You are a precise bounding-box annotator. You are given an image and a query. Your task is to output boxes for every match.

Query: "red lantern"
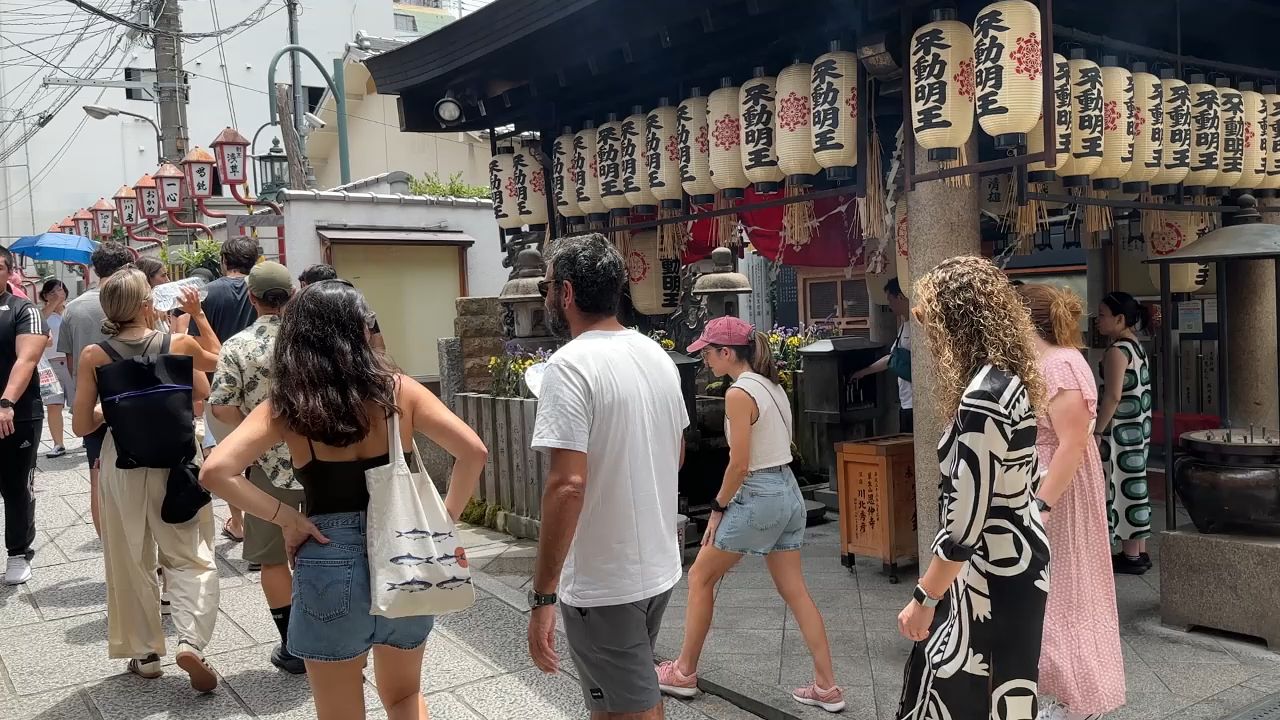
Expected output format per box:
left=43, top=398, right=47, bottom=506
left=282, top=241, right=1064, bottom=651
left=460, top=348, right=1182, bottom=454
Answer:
left=134, top=174, right=161, bottom=220
left=57, top=216, right=74, bottom=234
left=113, top=185, right=139, bottom=227
left=154, top=163, right=185, bottom=212
left=91, top=198, right=115, bottom=238
left=182, top=146, right=217, bottom=199
left=211, top=127, right=250, bottom=186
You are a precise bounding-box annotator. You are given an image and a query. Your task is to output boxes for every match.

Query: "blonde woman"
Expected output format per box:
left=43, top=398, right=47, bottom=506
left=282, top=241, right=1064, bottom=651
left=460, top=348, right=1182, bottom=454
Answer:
left=896, top=256, right=1050, bottom=720
left=1017, top=284, right=1124, bottom=720
left=71, top=268, right=222, bottom=692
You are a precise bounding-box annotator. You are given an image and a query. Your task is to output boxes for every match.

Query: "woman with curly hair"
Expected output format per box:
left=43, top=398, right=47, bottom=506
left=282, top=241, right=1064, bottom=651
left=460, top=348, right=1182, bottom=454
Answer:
left=896, top=256, right=1051, bottom=720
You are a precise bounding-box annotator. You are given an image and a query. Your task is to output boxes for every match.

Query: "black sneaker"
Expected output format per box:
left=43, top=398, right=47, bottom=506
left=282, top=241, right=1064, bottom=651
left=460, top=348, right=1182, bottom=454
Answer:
left=1139, top=552, right=1153, bottom=569
left=1112, top=552, right=1149, bottom=575
left=271, top=644, right=306, bottom=675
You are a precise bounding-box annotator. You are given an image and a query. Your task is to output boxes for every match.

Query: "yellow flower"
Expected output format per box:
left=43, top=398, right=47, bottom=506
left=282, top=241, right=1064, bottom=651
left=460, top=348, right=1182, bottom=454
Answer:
left=661, top=338, right=675, bottom=350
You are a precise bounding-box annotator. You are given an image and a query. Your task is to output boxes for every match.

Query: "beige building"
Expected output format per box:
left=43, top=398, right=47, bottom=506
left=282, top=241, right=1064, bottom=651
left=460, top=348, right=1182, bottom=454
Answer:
left=308, top=36, right=490, bottom=191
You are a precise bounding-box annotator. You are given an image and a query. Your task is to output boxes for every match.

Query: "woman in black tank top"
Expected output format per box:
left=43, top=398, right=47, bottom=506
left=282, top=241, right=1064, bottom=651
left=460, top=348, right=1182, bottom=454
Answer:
left=200, top=279, right=486, bottom=720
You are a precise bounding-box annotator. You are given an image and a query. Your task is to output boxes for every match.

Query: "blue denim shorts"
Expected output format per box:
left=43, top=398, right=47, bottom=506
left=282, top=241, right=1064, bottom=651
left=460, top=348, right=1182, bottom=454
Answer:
left=713, top=465, right=806, bottom=556
left=288, top=512, right=435, bottom=662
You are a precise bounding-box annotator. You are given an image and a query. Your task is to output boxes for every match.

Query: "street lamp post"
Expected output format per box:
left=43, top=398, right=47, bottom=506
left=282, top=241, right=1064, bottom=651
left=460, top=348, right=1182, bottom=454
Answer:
left=83, top=105, right=165, bottom=162
left=264, top=47, right=351, bottom=185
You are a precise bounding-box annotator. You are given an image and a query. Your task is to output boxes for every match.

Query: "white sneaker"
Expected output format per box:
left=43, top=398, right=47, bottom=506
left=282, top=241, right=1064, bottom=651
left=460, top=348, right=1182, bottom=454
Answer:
left=5, top=556, right=31, bottom=585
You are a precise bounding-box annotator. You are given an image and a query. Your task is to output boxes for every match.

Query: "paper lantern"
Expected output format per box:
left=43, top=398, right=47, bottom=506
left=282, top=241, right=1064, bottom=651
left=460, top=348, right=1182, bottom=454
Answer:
left=113, top=185, right=139, bottom=227
left=181, top=146, right=216, bottom=199
left=552, top=127, right=582, bottom=220
left=626, top=230, right=681, bottom=315
left=909, top=9, right=975, bottom=163
left=211, top=127, right=250, bottom=186
left=72, top=209, right=93, bottom=239
left=1262, top=85, right=1280, bottom=195
left=1147, top=212, right=1209, bottom=293
left=1237, top=82, right=1268, bottom=190
left=1151, top=70, right=1192, bottom=195
left=1184, top=75, right=1221, bottom=193
left=1120, top=63, right=1163, bottom=193
left=678, top=90, right=717, bottom=203
left=646, top=101, right=683, bottom=208
left=91, top=198, right=115, bottom=239
left=512, top=142, right=548, bottom=229
left=1057, top=50, right=1103, bottom=187
left=488, top=146, right=522, bottom=232
left=1027, top=53, right=1071, bottom=182
left=972, top=0, right=1043, bottom=148
left=1215, top=79, right=1245, bottom=192
left=134, top=174, right=161, bottom=220
left=597, top=113, right=629, bottom=215
left=622, top=106, right=658, bottom=213
left=811, top=41, right=859, bottom=179
left=154, top=163, right=185, bottom=213
left=776, top=61, right=822, bottom=182
left=574, top=122, right=608, bottom=220
left=708, top=77, right=749, bottom=198
left=1090, top=57, right=1133, bottom=190
left=740, top=68, right=785, bottom=193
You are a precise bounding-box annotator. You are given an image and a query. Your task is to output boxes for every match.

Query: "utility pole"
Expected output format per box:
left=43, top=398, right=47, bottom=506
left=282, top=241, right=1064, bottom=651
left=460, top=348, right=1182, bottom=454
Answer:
left=275, top=85, right=308, bottom=191
left=286, top=0, right=305, bottom=145
left=152, top=0, right=191, bottom=246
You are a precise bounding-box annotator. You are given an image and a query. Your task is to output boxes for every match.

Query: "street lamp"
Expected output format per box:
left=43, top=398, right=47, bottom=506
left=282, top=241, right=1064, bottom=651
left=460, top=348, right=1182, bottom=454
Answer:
left=254, top=138, right=289, bottom=202
left=83, top=104, right=165, bottom=162
left=90, top=198, right=115, bottom=239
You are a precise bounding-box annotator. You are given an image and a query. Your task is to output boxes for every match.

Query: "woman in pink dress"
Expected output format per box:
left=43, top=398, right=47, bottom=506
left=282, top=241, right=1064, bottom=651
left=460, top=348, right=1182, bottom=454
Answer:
left=1017, top=285, right=1125, bottom=720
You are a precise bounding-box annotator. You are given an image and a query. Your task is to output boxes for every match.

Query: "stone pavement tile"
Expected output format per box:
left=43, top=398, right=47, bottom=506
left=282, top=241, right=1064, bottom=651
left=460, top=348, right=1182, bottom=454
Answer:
left=59, top=492, right=93, bottom=525
left=425, top=692, right=484, bottom=720
left=0, top=687, right=94, bottom=720
left=666, top=696, right=721, bottom=719
left=1220, top=638, right=1280, bottom=669
left=699, top=628, right=783, bottom=656
left=456, top=525, right=513, bottom=551
left=794, top=604, right=865, bottom=635
left=1103, top=692, right=1193, bottom=720
left=681, top=693, right=766, bottom=720
left=215, top=556, right=249, bottom=590
left=1243, top=670, right=1280, bottom=693
left=0, top=613, right=119, bottom=694
left=31, top=471, right=89, bottom=498
left=83, top=672, right=253, bottom=719
left=780, top=654, right=873, bottom=688
left=46, top=523, right=101, bottom=563
left=1145, top=661, right=1267, bottom=700
left=864, top=630, right=913, bottom=669
left=664, top=604, right=786, bottom=631
left=34, top=495, right=84, bottom=530
left=24, top=559, right=107, bottom=620
left=785, top=683, right=878, bottom=720
left=30, top=530, right=70, bottom=569
left=417, top=630, right=503, bottom=694
left=159, top=611, right=258, bottom=665
left=853, top=584, right=914, bottom=610
left=859, top=607, right=902, bottom=636
left=707, top=589, right=792, bottom=608
left=783, top=625, right=867, bottom=657
left=0, top=584, right=41, bottom=630
left=215, top=645, right=381, bottom=719
left=698, top=653, right=783, bottom=686
left=1160, top=685, right=1270, bottom=720
left=214, top=585, right=278, bottom=645
left=1123, top=628, right=1240, bottom=665
left=479, top=554, right=534, bottom=591
left=869, top=659, right=905, bottom=706
left=668, top=587, right=690, bottom=606
left=718, top=571, right=781, bottom=589
left=437, top=598, right=566, bottom=673
left=1121, top=656, right=1172, bottom=695
left=451, top=666, right=584, bottom=720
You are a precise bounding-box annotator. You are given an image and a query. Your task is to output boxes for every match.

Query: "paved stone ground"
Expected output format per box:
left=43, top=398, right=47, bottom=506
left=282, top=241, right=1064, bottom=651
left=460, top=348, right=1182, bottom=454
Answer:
left=2, top=416, right=1278, bottom=719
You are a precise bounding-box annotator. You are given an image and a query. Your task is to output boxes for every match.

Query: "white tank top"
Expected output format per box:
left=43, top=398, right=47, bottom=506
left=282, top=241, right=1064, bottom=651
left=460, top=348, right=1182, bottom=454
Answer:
left=724, top=371, right=794, bottom=471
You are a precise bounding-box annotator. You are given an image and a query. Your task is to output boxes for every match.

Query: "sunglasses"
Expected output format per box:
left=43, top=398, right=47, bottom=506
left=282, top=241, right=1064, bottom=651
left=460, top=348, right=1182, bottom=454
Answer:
left=537, top=279, right=562, bottom=298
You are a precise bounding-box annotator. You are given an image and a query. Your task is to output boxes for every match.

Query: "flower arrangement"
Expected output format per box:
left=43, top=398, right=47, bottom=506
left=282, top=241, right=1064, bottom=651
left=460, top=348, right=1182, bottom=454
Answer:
left=767, top=324, right=830, bottom=394
left=487, top=347, right=553, bottom=398
left=648, top=328, right=676, bottom=351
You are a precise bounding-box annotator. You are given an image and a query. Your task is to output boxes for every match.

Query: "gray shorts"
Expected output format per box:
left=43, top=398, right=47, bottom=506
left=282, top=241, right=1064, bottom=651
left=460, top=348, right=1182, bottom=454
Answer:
left=560, top=588, right=673, bottom=714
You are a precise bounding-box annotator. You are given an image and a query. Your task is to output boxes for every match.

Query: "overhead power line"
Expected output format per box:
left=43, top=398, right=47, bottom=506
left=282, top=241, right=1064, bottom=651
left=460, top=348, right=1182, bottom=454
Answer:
left=60, top=0, right=276, bottom=40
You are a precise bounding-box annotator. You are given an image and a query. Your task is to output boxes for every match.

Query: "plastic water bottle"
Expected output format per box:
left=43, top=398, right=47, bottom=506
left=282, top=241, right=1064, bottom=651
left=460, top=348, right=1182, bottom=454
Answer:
left=151, top=276, right=209, bottom=312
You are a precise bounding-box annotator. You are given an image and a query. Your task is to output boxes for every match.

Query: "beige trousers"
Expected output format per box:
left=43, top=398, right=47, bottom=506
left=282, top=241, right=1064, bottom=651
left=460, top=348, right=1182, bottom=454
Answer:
left=98, top=431, right=219, bottom=659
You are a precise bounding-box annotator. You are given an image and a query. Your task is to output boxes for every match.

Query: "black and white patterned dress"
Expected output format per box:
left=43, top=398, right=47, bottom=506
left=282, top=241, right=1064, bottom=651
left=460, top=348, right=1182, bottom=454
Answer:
left=899, top=365, right=1051, bottom=720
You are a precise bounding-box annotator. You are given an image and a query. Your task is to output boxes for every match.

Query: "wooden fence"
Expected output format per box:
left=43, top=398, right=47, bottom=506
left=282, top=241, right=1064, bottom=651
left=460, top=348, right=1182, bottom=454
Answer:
left=454, top=392, right=547, bottom=539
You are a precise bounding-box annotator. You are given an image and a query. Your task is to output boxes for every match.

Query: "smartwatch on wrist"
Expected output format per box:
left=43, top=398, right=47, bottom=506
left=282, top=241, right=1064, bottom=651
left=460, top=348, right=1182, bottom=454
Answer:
left=527, top=589, right=557, bottom=609
left=1035, top=497, right=1052, bottom=513
left=912, top=584, right=940, bottom=609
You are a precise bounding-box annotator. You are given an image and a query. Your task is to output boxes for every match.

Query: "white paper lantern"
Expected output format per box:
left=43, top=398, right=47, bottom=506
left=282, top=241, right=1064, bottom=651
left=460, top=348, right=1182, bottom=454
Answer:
left=1091, top=56, right=1133, bottom=190
left=1261, top=86, right=1280, bottom=194
left=740, top=69, right=785, bottom=192
left=811, top=41, right=859, bottom=179
left=552, top=127, right=582, bottom=220
left=1215, top=80, right=1245, bottom=191
left=597, top=113, right=629, bottom=214
left=1147, top=212, right=1209, bottom=293
left=776, top=61, right=822, bottom=181
left=909, top=9, right=975, bottom=163
left=574, top=122, right=608, bottom=219
left=1151, top=71, right=1191, bottom=194
left=646, top=101, right=684, bottom=208
left=622, top=106, right=658, bottom=212
left=1057, top=50, right=1103, bottom=187
left=1120, top=63, right=1162, bottom=193
left=512, top=142, right=548, bottom=228
left=627, top=230, right=681, bottom=315
left=678, top=90, right=717, bottom=203
left=972, top=0, right=1043, bottom=149
left=488, top=146, right=521, bottom=232
left=708, top=78, right=749, bottom=197
left=1237, top=83, right=1268, bottom=190
left=1184, top=75, right=1221, bottom=192
left=1027, top=53, right=1070, bottom=182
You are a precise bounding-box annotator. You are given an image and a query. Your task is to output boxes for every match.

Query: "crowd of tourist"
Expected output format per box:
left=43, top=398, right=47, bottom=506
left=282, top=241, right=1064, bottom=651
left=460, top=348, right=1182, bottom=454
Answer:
left=0, top=231, right=1153, bottom=720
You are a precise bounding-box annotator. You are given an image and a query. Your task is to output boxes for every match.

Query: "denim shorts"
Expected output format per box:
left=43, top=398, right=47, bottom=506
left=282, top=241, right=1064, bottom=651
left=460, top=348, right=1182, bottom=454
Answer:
left=713, top=465, right=806, bottom=556
left=288, top=512, right=435, bottom=662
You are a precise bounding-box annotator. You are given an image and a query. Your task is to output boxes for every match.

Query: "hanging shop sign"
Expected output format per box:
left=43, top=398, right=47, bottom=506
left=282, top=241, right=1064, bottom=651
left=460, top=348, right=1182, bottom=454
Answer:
left=1215, top=79, right=1245, bottom=192
left=776, top=61, right=822, bottom=183
left=1151, top=71, right=1192, bottom=195
left=811, top=41, right=859, bottom=180
left=598, top=114, right=629, bottom=215
left=622, top=106, right=658, bottom=213
left=1184, top=75, right=1221, bottom=193
left=1057, top=50, right=1103, bottom=187
left=646, top=101, right=684, bottom=209
left=972, top=0, right=1043, bottom=149
left=574, top=122, right=608, bottom=220
left=909, top=9, right=975, bottom=163
left=627, top=230, right=681, bottom=315
left=1120, top=63, right=1162, bottom=194
left=1090, top=56, right=1133, bottom=190
left=1027, top=53, right=1071, bottom=182
left=740, top=68, right=785, bottom=193
left=678, top=90, right=717, bottom=203
left=709, top=78, right=749, bottom=198
left=488, top=146, right=521, bottom=232
left=553, top=127, right=582, bottom=221
left=513, top=142, right=548, bottom=228
left=1238, top=82, right=1268, bottom=190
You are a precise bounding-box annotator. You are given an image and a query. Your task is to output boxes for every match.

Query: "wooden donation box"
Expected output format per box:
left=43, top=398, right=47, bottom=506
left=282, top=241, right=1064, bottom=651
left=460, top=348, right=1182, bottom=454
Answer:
left=836, top=434, right=918, bottom=582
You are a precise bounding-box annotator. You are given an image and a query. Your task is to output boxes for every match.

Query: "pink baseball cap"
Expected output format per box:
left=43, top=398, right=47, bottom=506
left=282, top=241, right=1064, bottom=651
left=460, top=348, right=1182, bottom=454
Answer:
left=687, top=316, right=754, bottom=353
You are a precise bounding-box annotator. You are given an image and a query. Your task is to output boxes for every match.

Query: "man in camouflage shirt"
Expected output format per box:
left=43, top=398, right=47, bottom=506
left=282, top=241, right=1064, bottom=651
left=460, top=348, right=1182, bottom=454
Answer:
left=207, top=261, right=305, bottom=674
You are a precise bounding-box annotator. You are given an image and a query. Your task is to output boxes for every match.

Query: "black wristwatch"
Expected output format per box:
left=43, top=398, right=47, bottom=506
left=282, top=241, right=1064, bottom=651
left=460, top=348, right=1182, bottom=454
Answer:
left=710, top=499, right=729, bottom=513
left=1035, top=497, right=1052, bottom=513
left=912, top=584, right=940, bottom=608
left=0, top=398, right=13, bottom=410
left=527, top=589, right=557, bottom=609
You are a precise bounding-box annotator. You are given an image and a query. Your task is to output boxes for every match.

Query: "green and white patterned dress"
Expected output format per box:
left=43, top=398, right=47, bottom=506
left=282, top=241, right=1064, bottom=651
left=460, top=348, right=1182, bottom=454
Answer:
left=1100, top=337, right=1153, bottom=541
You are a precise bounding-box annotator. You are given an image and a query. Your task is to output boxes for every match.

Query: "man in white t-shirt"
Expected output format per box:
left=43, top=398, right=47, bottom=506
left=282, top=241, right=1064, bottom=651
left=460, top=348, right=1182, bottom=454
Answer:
left=527, top=233, right=687, bottom=718
left=853, top=277, right=914, bottom=432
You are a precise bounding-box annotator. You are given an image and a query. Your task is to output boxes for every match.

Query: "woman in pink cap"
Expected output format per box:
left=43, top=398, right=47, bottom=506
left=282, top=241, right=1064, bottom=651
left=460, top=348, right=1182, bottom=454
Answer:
left=657, top=316, right=843, bottom=713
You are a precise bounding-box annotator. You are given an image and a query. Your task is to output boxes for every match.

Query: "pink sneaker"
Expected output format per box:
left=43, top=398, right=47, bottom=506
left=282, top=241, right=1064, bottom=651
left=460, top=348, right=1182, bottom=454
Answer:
left=792, top=682, right=846, bottom=713
left=655, top=660, right=698, bottom=698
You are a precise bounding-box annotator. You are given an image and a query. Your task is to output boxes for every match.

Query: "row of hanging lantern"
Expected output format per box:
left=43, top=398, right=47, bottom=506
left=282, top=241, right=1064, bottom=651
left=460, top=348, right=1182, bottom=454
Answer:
left=489, top=141, right=550, bottom=235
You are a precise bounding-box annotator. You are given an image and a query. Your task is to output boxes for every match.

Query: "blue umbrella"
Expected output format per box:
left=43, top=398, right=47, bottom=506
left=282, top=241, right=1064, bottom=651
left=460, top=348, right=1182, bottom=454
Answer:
left=9, top=232, right=97, bottom=265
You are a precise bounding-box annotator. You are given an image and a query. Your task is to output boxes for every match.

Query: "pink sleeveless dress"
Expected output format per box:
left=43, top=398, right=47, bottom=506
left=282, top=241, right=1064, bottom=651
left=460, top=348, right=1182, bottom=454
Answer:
left=1036, top=346, right=1126, bottom=714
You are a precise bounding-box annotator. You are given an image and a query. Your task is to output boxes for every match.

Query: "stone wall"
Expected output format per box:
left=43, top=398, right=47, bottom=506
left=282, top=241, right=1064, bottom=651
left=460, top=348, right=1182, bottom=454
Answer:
left=456, top=296, right=506, bottom=394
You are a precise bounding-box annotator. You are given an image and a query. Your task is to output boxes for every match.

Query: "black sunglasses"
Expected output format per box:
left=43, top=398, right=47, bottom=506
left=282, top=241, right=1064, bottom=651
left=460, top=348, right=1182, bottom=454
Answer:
left=537, top=279, right=562, bottom=298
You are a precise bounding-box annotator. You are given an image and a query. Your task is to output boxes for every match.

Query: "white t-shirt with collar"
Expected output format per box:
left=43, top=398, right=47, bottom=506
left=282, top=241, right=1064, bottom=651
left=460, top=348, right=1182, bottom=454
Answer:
left=531, top=329, right=688, bottom=608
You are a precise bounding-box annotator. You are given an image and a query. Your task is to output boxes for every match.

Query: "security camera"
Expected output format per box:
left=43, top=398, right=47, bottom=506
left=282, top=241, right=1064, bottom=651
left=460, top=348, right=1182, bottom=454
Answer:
left=303, top=112, right=326, bottom=130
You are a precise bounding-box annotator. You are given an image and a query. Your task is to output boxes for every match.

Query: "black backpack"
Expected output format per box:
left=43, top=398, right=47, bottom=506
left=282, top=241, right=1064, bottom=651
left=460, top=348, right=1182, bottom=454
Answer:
left=96, top=334, right=196, bottom=470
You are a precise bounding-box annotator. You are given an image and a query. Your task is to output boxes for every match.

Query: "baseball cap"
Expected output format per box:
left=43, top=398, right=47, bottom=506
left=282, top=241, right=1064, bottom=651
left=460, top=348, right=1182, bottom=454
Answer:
left=247, top=261, right=293, bottom=296
left=687, top=315, right=754, bottom=353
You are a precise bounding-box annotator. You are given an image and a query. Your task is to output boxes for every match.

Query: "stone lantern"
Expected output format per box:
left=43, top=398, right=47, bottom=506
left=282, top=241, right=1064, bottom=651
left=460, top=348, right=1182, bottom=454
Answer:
left=497, top=246, right=556, bottom=353
left=692, top=246, right=752, bottom=317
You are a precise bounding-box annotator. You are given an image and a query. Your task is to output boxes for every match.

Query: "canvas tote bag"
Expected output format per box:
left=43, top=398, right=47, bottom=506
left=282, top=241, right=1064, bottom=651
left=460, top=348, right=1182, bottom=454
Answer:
left=365, top=412, right=475, bottom=618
